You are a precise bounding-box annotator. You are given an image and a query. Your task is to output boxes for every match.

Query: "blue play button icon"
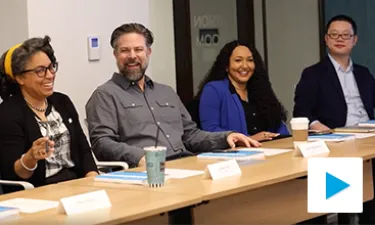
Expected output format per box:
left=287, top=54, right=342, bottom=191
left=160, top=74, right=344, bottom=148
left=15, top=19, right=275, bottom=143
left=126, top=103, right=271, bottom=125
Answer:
left=308, top=158, right=362, bottom=213
left=326, top=172, right=350, bottom=199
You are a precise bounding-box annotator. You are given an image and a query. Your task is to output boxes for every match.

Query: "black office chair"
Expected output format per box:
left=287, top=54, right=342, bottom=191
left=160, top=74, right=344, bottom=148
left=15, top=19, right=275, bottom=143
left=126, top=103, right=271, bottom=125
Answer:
left=185, top=98, right=201, bottom=129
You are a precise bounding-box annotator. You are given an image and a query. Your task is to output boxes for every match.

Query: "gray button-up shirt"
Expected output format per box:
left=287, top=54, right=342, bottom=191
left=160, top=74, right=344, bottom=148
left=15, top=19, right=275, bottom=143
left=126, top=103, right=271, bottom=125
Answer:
left=86, top=73, right=230, bottom=167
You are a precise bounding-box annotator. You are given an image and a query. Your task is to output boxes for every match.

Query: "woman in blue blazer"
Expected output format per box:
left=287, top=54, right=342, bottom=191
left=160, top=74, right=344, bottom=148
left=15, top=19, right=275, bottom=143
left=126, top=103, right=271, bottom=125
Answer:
left=197, top=40, right=289, bottom=141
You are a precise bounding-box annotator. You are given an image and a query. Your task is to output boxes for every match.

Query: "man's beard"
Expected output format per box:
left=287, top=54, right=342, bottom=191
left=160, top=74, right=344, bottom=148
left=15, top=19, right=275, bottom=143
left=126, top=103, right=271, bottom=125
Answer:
left=120, top=60, right=148, bottom=82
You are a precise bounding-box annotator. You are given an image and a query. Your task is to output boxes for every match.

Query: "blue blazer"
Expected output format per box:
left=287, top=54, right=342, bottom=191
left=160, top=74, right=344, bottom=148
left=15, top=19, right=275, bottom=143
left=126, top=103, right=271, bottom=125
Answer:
left=199, top=79, right=289, bottom=136
left=293, top=56, right=375, bottom=128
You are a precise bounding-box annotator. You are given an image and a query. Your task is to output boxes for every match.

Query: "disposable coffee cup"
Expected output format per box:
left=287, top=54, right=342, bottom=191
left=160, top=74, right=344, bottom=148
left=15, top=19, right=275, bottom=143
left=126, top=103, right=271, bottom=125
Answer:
left=144, top=146, right=167, bottom=188
left=290, top=117, right=309, bottom=149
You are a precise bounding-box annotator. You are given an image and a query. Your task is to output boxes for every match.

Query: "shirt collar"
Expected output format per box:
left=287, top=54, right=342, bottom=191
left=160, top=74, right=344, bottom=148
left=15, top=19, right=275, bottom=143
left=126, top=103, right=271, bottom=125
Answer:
left=111, top=72, right=154, bottom=90
left=228, top=79, right=236, bottom=94
left=328, top=54, right=353, bottom=73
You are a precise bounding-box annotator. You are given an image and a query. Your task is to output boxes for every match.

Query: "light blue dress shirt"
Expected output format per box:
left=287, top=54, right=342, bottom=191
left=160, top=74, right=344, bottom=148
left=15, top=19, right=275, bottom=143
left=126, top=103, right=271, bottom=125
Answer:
left=328, top=54, right=369, bottom=126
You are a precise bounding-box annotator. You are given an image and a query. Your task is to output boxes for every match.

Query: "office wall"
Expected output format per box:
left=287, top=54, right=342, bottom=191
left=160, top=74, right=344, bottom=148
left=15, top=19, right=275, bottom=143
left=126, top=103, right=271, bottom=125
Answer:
left=0, top=0, right=29, bottom=53
left=26, top=0, right=151, bottom=129
left=1, top=0, right=320, bottom=127
left=324, top=0, right=375, bottom=75
left=149, top=0, right=176, bottom=90
left=253, top=0, right=265, bottom=59
left=0, top=0, right=175, bottom=133
left=264, top=0, right=320, bottom=122
left=0, top=0, right=29, bottom=104
left=189, top=0, right=238, bottom=94
left=25, top=0, right=177, bottom=128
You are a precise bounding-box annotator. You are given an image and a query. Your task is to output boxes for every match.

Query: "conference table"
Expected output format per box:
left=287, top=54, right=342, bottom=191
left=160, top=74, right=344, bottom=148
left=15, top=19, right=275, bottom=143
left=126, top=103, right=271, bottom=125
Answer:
left=1, top=136, right=375, bottom=224
left=0, top=182, right=202, bottom=225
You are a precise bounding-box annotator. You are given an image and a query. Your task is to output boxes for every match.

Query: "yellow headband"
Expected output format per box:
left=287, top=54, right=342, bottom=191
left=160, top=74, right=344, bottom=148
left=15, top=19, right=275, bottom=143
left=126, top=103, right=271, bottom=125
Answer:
left=4, top=43, right=22, bottom=79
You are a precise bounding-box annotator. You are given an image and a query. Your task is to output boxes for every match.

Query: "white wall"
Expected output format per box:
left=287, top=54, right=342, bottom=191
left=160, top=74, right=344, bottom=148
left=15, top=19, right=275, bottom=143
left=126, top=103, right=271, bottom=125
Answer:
left=264, top=0, right=320, bottom=122
left=25, top=0, right=177, bottom=130
left=0, top=0, right=176, bottom=133
left=26, top=0, right=150, bottom=129
left=0, top=0, right=29, bottom=53
left=149, top=0, right=176, bottom=90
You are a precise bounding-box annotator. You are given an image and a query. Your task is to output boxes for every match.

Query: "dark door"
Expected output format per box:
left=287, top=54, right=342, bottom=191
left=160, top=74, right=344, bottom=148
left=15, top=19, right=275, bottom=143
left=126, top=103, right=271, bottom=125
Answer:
left=173, top=0, right=255, bottom=105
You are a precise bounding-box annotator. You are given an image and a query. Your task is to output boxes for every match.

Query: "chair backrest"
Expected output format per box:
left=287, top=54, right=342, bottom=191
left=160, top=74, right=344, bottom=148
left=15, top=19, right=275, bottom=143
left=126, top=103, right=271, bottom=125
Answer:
left=0, top=174, right=3, bottom=194
left=91, top=151, right=100, bottom=163
left=185, top=98, right=201, bottom=129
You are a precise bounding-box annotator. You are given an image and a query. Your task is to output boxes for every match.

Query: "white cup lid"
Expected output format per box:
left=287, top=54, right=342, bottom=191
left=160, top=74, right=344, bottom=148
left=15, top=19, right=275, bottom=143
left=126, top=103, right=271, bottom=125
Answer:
left=290, top=117, right=309, bottom=124
left=143, top=146, right=167, bottom=151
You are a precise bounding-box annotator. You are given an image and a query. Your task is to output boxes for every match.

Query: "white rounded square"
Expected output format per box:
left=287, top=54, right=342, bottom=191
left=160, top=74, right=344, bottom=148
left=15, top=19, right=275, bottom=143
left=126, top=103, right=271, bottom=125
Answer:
left=308, top=157, right=363, bottom=213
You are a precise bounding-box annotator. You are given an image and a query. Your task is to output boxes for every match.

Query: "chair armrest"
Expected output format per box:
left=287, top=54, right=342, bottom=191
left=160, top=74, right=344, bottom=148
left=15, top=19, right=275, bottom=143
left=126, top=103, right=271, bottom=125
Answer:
left=96, top=161, right=129, bottom=170
left=0, top=180, right=34, bottom=190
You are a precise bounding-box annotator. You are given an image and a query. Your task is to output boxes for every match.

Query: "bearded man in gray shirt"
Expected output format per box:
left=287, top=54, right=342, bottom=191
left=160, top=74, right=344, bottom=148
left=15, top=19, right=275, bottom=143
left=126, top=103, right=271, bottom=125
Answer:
left=86, top=23, right=260, bottom=168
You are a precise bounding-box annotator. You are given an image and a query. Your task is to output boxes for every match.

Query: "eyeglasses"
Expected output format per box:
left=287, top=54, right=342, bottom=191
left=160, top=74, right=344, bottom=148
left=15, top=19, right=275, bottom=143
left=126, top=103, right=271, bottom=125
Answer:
left=21, top=61, right=58, bottom=78
left=327, top=33, right=354, bottom=40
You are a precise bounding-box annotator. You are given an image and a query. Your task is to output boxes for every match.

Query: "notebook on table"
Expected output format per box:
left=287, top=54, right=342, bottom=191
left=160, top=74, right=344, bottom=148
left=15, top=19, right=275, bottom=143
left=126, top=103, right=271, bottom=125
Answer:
left=308, top=133, right=355, bottom=142
left=197, top=150, right=265, bottom=161
left=334, top=126, right=375, bottom=133
left=358, top=120, right=375, bottom=127
left=0, top=206, right=19, bottom=220
left=260, top=134, right=292, bottom=142
left=95, top=171, right=149, bottom=185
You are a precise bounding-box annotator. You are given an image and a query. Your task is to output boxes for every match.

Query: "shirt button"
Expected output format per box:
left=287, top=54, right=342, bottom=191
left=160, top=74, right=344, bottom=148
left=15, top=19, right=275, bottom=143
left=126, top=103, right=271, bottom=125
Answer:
left=151, top=107, right=154, bottom=110
left=131, top=82, right=135, bottom=85
left=166, top=102, right=169, bottom=106
left=253, top=113, right=256, bottom=116
left=166, top=135, right=170, bottom=138
left=157, top=122, right=161, bottom=125
left=254, top=127, right=257, bottom=130
left=131, top=103, right=135, bottom=107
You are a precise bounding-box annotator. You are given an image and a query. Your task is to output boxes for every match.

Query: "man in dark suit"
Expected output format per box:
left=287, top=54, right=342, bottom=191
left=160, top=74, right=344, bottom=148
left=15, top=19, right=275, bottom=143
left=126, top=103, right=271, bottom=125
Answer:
left=294, top=15, right=375, bottom=131
left=294, top=15, right=375, bottom=225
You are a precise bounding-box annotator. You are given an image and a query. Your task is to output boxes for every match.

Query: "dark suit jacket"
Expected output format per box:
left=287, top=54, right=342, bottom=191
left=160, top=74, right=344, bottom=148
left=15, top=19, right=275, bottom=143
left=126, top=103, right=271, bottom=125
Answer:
left=293, top=56, right=375, bottom=128
left=0, top=92, right=97, bottom=193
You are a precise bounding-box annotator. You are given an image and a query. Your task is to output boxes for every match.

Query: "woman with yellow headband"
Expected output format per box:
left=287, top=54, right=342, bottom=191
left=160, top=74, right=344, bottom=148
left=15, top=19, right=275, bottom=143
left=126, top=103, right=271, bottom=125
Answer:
left=0, top=36, right=98, bottom=193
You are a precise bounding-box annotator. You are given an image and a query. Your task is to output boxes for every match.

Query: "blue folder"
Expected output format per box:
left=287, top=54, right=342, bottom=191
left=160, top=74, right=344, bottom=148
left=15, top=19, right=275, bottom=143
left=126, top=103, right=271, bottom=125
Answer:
left=308, top=134, right=354, bottom=139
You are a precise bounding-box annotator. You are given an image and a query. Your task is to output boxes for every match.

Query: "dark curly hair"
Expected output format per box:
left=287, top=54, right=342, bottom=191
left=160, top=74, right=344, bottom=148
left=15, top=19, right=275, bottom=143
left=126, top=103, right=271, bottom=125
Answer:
left=196, top=40, right=287, bottom=130
left=0, top=35, right=56, bottom=100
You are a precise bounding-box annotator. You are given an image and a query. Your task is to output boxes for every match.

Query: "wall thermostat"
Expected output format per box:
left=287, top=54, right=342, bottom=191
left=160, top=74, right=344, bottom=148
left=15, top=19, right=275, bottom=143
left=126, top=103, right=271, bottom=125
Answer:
left=87, top=36, right=100, bottom=61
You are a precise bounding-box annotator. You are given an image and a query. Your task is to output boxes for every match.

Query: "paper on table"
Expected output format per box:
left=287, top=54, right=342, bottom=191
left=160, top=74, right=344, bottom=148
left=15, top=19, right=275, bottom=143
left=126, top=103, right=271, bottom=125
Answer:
left=308, top=133, right=356, bottom=142
left=238, top=148, right=292, bottom=156
left=164, top=169, right=204, bottom=179
left=335, top=132, right=375, bottom=139
left=142, top=169, right=204, bottom=179
left=0, top=198, right=58, bottom=213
